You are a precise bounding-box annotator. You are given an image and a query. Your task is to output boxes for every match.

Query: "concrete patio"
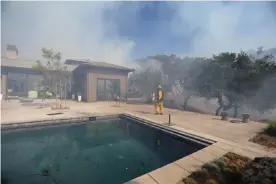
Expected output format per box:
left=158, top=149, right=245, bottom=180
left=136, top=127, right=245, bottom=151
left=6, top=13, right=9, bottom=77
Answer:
left=1, top=99, right=275, bottom=184
left=1, top=99, right=268, bottom=144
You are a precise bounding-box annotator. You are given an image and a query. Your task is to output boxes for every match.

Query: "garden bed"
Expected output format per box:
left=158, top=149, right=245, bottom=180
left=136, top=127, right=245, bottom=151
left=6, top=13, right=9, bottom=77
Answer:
left=180, top=152, right=276, bottom=184
left=249, top=133, right=276, bottom=150
left=181, top=152, right=251, bottom=184
left=249, top=121, right=276, bottom=150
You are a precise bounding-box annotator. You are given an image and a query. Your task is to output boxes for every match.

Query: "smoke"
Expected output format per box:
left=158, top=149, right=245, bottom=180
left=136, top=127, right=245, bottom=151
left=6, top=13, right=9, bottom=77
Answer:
left=2, top=2, right=276, bottom=65
left=1, top=1, right=135, bottom=66
left=171, top=1, right=276, bottom=57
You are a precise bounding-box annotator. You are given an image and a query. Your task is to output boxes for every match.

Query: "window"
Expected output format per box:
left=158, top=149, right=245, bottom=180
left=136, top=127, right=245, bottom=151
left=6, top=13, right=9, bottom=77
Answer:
left=7, top=73, right=43, bottom=97
left=97, top=79, right=120, bottom=101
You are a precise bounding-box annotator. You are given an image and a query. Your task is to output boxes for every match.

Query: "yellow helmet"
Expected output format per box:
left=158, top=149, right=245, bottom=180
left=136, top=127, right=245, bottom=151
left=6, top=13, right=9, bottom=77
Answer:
left=158, top=85, right=162, bottom=89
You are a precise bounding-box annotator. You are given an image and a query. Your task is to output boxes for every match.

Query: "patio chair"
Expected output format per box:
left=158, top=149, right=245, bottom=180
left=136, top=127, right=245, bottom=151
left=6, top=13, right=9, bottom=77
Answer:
left=114, top=94, right=127, bottom=106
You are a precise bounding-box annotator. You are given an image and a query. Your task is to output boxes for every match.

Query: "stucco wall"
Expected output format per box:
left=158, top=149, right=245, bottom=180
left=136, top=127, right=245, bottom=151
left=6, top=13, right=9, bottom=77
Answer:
left=1, top=75, right=7, bottom=98
left=6, top=51, right=17, bottom=60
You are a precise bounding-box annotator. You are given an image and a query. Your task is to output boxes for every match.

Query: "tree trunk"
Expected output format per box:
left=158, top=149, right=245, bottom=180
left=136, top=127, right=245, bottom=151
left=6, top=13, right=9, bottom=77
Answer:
left=234, top=105, right=238, bottom=118
left=171, top=90, right=185, bottom=110
left=215, top=106, right=223, bottom=116
left=223, top=104, right=234, bottom=111
left=216, top=92, right=224, bottom=116
left=183, top=95, right=192, bottom=110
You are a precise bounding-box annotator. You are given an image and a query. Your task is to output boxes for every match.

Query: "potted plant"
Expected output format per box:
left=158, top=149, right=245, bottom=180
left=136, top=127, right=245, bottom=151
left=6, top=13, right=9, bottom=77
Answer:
left=77, top=92, right=82, bottom=102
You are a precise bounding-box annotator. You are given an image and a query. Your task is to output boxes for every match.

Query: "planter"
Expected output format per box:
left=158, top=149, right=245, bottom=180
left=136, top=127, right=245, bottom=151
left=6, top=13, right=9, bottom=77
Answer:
left=78, top=95, right=82, bottom=102
left=221, top=111, right=229, bottom=121
left=242, top=113, right=250, bottom=123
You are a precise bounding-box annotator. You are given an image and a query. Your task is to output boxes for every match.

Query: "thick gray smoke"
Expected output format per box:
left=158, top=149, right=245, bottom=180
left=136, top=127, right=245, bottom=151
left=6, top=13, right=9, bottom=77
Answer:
left=2, top=2, right=276, bottom=64
left=171, top=2, right=276, bottom=57
left=1, top=2, right=135, bottom=66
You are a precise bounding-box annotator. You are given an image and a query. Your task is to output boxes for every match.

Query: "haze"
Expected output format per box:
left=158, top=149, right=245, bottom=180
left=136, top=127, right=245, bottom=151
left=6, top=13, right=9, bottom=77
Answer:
left=1, top=1, right=276, bottom=66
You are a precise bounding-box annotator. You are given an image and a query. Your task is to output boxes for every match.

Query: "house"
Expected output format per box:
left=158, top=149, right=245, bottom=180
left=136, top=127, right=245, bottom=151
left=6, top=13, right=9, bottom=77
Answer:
left=1, top=45, right=135, bottom=102
left=65, top=59, right=134, bottom=102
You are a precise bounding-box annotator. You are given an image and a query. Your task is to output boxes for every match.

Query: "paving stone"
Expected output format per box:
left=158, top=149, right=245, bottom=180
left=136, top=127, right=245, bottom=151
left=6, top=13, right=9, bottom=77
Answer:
left=232, top=148, right=263, bottom=159
left=213, top=142, right=235, bottom=152
left=190, top=149, right=218, bottom=163
left=124, top=174, right=158, bottom=184
left=202, top=145, right=228, bottom=158
left=220, top=140, right=276, bottom=157
left=148, top=163, right=189, bottom=184
left=174, top=156, right=203, bottom=173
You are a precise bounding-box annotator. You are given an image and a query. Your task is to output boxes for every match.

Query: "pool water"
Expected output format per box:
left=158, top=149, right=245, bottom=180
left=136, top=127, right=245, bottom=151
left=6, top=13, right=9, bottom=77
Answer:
left=1, top=118, right=205, bottom=184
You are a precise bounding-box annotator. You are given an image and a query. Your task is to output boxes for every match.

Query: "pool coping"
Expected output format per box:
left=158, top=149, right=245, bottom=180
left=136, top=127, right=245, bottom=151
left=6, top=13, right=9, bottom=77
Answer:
left=122, top=112, right=276, bottom=184
left=120, top=113, right=216, bottom=147
left=1, top=114, right=119, bottom=131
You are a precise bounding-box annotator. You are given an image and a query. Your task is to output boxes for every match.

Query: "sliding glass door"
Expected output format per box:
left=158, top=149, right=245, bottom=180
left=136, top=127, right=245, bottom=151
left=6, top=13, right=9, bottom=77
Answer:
left=7, top=73, right=43, bottom=97
left=97, top=78, right=120, bottom=101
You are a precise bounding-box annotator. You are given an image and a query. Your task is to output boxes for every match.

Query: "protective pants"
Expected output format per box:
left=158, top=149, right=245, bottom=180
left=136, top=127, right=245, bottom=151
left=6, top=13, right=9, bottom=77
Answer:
left=155, top=101, right=164, bottom=114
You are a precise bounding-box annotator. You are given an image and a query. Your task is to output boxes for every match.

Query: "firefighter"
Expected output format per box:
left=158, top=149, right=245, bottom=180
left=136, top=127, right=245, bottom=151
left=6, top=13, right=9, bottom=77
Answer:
left=155, top=85, right=164, bottom=115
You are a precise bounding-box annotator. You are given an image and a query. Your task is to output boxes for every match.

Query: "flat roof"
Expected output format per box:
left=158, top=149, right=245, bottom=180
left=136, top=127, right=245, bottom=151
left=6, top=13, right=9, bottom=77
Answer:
left=65, top=59, right=135, bottom=72
left=1, top=58, right=135, bottom=73
left=1, top=58, right=78, bottom=72
left=7, top=45, right=18, bottom=54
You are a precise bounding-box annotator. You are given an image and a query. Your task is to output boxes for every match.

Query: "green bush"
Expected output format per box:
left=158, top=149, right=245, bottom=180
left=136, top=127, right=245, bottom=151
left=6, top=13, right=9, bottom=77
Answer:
left=38, top=91, right=45, bottom=98
left=202, top=163, right=221, bottom=173
left=39, top=90, right=52, bottom=99
left=265, top=121, right=276, bottom=136
left=212, top=160, right=227, bottom=171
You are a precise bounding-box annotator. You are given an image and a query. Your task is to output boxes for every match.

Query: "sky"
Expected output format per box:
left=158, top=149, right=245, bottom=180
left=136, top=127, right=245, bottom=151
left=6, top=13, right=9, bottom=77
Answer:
left=1, top=1, right=276, bottom=67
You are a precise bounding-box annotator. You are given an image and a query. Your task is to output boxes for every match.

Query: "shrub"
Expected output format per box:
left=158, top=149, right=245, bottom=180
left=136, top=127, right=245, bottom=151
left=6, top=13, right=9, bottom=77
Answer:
left=39, top=90, right=46, bottom=99
left=39, top=90, right=52, bottom=99
left=212, top=160, right=227, bottom=171
left=265, top=121, right=276, bottom=136
left=205, top=179, right=218, bottom=184
left=182, top=177, right=198, bottom=184
left=202, top=163, right=221, bottom=173
left=190, top=169, right=209, bottom=183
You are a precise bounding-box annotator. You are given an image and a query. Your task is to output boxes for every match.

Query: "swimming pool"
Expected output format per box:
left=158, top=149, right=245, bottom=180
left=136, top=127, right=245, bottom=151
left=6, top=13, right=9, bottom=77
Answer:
left=1, top=114, right=214, bottom=184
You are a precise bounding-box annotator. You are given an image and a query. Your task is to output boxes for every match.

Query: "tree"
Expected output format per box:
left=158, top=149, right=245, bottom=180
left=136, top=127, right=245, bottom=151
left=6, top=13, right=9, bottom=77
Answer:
left=173, top=57, right=207, bottom=109
left=135, top=49, right=276, bottom=117
left=128, top=68, right=167, bottom=102
left=193, top=52, right=253, bottom=116
left=245, top=51, right=276, bottom=112
left=146, top=55, right=207, bottom=109
left=195, top=50, right=276, bottom=117
left=33, top=47, right=71, bottom=107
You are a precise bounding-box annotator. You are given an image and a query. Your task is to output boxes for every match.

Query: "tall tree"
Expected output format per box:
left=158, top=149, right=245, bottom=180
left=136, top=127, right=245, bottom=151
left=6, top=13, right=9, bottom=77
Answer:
left=245, top=51, right=276, bottom=112
left=147, top=55, right=207, bottom=109
left=129, top=68, right=167, bottom=102
left=134, top=49, right=276, bottom=117
left=195, top=51, right=276, bottom=116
